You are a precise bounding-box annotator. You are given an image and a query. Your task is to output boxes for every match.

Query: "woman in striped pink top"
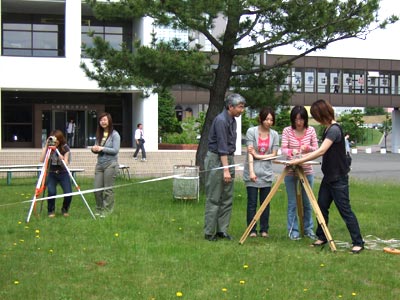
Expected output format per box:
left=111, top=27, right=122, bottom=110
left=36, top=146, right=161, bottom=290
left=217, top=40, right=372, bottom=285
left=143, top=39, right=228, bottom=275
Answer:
left=281, top=106, right=318, bottom=240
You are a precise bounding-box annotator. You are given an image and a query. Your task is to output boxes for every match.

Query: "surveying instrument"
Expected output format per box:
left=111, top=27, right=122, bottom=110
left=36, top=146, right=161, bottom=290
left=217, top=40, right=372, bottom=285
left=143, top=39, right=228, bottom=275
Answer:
left=26, top=136, right=96, bottom=222
left=239, top=160, right=337, bottom=252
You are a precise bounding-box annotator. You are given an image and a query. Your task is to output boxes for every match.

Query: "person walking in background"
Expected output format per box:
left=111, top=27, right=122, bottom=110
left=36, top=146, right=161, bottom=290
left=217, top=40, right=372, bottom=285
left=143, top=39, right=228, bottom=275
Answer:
left=91, top=112, right=120, bottom=217
left=40, top=130, right=72, bottom=218
left=243, top=107, right=279, bottom=238
left=344, top=132, right=351, bottom=155
left=66, top=118, right=76, bottom=147
left=133, top=123, right=146, bottom=161
left=204, top=93, right=246, bottom=241
left=287, top=99, right=364, bottom=254
left=281, top=106, right=319, bottom=240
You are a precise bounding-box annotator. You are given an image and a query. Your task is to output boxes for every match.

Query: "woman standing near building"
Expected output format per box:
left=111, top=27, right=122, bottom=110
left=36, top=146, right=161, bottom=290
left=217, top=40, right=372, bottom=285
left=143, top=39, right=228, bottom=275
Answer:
left=91, top=112, right=120, bottom=217
left=281, top=106, right=318, bottom=240
left=243, top=107, right=279, bottom=238
left=287, top=100, right=364, bottom=254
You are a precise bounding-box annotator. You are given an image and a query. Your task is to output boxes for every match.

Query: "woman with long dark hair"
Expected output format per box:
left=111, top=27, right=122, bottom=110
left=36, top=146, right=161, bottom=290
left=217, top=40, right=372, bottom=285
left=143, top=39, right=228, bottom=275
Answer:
left=40, top=129, right=72, bottom=217
left=281, top=106, right=318, bottom=240
left=91, top=112, right=120, bottom=217
left=243, top=107, right=279, bottom=238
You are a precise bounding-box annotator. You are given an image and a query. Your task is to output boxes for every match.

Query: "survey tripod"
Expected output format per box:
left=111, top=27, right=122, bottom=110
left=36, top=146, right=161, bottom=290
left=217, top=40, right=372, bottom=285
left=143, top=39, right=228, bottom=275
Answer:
left=26, top=145, right=96, bottom=222
left=239, top=160, right=337, bottom=252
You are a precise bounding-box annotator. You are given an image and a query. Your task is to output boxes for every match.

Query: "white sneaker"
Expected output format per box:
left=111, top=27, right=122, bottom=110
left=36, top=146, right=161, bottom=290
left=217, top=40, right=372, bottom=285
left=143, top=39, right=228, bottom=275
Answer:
left=141, top=158, right=147, bottom=161
left=133, top=157, right=138, bottom=160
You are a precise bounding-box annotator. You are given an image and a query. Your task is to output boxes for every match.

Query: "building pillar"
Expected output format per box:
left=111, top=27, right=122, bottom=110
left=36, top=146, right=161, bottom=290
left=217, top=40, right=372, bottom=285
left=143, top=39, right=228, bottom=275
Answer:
left=65, top=0, right=82, bottom=61
left=391, top=108, right=400, bottom=153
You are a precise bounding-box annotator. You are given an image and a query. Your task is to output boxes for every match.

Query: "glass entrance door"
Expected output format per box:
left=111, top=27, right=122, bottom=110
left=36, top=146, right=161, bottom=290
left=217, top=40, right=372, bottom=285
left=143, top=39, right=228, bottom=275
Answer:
left=53, top=110, right=86, bottom=148
left=42, top=109, right=96, bottom=148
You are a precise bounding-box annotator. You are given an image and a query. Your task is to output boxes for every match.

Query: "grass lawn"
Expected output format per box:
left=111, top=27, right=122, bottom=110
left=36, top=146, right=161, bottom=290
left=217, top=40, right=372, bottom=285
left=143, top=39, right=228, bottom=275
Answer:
left=0, top=175, right=399, bottom=300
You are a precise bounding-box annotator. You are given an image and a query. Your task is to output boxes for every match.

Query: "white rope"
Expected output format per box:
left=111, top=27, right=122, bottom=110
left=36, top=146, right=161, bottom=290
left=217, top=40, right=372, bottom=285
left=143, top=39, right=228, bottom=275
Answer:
left=312, top=235, right=400, bottom=251
left=0, top=163, right=243, bottom=208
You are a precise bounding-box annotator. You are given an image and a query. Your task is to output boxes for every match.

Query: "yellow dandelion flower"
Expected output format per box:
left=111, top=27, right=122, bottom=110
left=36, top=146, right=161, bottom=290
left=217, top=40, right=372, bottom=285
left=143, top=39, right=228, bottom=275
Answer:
left=352, top=292, right=357, bottom=296
left=243, top=264, right=249, bottom=269
left=176, top=291, right=183, bottom=297
left=338, top=295, right=343, bottom=298
left=304, top=288, right=308, bottom=292
left=19, top=240, right=24, bottom=243
left=24, top=226, right=29, bottom=229
left=14, top=280, right=20, bottom=285
left=35, top=229, right=40, bottom=234
left=35, top=235, right=40, bottom=239
left=114, top=233, right=119, bottom=237
left=18, top=221, right=22, bottom=225
left=239, top=280, right=245, bottom=284
left=320, top=263, right=325, bottom=267
left=222, top=288, right=227, bottom=292
left=49, top=249, right=54, bottom=253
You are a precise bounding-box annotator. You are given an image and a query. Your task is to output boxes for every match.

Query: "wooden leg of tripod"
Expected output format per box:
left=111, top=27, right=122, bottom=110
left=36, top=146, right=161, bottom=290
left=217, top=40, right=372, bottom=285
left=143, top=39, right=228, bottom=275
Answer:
left=26, top=147, right=52, bottom=223
left=296, top=167, right=337, bottom=252
left=296, top=179, right=304, bottom=236
left=239, top=167, right=289, bottom=245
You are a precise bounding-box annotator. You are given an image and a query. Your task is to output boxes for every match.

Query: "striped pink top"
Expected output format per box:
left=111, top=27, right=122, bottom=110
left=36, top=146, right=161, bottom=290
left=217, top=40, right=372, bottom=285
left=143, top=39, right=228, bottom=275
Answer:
left=281, top=126, right=318, bottom=175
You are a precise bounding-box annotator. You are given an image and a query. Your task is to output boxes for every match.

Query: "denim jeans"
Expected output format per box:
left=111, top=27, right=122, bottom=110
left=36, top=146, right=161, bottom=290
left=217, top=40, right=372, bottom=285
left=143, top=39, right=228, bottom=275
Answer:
left=47, top=171, right=72, bottom=214
left=284, top=174, right=314, bottom=236
left=246, top=186, right=271, bottom=234
left=316, top=175, right=364, bottom=247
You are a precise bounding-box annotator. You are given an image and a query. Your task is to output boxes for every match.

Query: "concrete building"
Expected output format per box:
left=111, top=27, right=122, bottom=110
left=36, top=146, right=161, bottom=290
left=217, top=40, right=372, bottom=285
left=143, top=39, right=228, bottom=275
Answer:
left=0, top=0, right=158, bottom=151
left=1, top=1, right=400, bottom=153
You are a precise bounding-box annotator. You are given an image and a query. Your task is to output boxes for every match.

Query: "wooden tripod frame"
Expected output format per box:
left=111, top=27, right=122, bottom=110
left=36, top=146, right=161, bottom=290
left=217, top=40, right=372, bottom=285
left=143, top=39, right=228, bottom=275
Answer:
left=239, top=161, right=337, bottom=252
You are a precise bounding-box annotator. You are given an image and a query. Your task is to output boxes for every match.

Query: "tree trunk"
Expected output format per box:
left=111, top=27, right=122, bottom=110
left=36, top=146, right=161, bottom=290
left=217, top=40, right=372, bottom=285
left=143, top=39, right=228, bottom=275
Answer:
left=196, top=52, right=234, bottom=185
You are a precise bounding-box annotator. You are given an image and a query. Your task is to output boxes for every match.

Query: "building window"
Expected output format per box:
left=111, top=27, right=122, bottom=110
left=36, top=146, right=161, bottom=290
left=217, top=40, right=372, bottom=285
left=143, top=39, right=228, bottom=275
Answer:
left=81, top=18, right=132, bottom=56
left=367, top=71, right=387, bottom=95
left=1, top=12, right=65, bottom=57
left=317, top=69, right=329, bottom=93
left=292, top=68, right=303, bottom=92
left=2, top=104, right=33, bottom=143
left=391, top=74, right=400, bottom=95
left=304, top=69, right=315, bottom=93
left=330, top=70, right=342, bottom=94
left=343, top=71, right=354, bottom=94
left=354, top=71, right=365, bottom=93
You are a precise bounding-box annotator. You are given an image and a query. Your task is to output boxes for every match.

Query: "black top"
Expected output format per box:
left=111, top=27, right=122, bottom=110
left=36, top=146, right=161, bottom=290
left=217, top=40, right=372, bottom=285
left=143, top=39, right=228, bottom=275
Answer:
left=49, top=144, right=70, bottom=171
left=208, top=109, right=237, bottom=155
left=321, top=123, right=350, bottom=182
